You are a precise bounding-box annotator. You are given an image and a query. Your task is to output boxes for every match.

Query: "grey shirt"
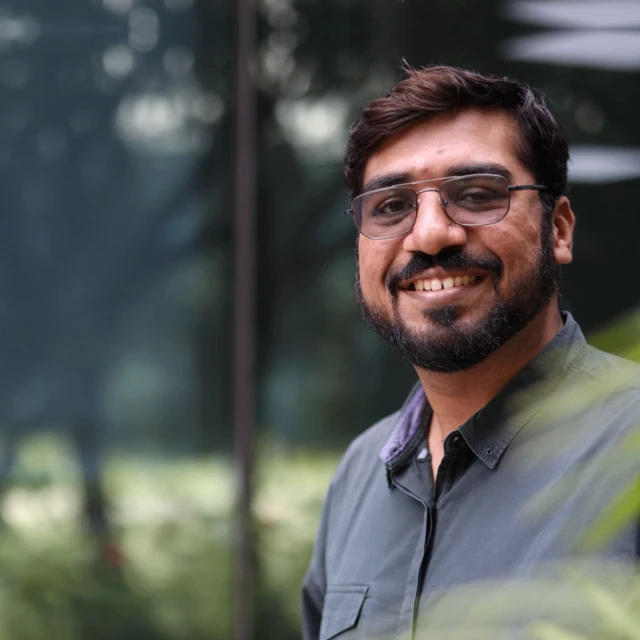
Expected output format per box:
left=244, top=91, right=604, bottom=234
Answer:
left=301, top=314, right=640, bottom=640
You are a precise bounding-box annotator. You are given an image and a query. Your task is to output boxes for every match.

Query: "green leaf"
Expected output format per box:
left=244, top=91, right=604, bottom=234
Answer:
left=529, top=622, right=588, bottom=640
left=581, top=580, right=640, bottom=640
left=576, top=478, right=640, bottom=551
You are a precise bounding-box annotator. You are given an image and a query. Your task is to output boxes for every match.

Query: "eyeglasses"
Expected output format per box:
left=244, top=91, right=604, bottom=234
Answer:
left=345, top=173, right=547, bottom=240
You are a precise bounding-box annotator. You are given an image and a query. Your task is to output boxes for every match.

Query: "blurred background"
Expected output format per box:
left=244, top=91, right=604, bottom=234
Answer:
left=0, top=0, right=638, bottom=638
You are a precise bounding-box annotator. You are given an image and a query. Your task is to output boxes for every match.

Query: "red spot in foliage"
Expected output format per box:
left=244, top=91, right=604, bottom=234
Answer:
left=103, top=542, right=126, bottom=567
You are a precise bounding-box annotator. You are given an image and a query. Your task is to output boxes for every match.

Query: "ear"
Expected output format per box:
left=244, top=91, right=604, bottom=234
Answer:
left=552, top=196, right=575, bottom=265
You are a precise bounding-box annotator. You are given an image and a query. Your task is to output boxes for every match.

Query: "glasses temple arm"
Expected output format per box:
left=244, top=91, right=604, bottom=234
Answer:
left=508, top=185, right=547, bottom=192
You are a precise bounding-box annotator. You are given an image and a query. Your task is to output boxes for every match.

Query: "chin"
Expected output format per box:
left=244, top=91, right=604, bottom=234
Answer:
left=414, top=303, right=486, bottom=329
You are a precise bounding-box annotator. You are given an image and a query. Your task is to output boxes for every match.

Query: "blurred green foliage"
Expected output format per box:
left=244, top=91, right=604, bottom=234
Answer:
left=0, top=436, right=336, bottom=640
left=0, top=442, right=235, bottom=640
left=412, top=560, right=640, bottom=640
left=1, top=373, right=639, bottom=640
left=590, top=309, right=640, bottom=364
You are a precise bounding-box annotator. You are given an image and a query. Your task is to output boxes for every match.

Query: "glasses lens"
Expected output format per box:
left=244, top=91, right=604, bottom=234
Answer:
left=442, top=175, right=509, bottom=225
left=355, top=187, right=416, bottom=238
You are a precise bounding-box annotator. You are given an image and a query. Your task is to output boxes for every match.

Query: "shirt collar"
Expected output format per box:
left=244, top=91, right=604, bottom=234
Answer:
left=380, top=312, right=588, bottom=472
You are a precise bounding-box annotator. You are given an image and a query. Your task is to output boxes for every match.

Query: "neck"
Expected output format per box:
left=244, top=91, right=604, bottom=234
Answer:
left=417, top=302, right=564, bottom=442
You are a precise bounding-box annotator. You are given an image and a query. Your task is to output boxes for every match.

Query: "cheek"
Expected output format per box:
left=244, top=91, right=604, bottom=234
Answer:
left=357, top=238, right=396, bottom=298
left=488, top=222, right=541, bottom=274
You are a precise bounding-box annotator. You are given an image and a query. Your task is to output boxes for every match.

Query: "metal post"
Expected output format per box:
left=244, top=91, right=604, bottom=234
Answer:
left=233, top=0, right=256, bottom=636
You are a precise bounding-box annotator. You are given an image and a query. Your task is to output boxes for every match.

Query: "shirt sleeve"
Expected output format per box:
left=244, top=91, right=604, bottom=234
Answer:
left=301, top=481, right=333, bottom=640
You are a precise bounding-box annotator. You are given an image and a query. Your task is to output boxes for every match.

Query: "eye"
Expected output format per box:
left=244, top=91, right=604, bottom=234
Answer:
left=372, top=194, right=414, bottom=218
left=458, top=188, right=499, bottom=202
left=454, top=187, right=506, bottom=211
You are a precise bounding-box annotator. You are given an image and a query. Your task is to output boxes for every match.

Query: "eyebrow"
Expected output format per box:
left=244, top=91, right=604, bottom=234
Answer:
left=446, top=163, right=514, bottom=182
left=360, top=163, right=515, bottom=194
left=361, top=172, right=413, bottom=194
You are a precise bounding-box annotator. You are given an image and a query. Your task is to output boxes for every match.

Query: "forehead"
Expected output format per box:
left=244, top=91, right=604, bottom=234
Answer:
left=363, top=108, right=528, bottom=186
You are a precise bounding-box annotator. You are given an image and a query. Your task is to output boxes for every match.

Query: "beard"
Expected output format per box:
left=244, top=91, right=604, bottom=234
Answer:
left=355, top=218, right=558, bottom=373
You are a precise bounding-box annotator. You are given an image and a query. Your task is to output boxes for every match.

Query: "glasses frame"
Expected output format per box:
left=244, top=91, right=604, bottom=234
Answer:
left=344, top=173, right=548, bottom=240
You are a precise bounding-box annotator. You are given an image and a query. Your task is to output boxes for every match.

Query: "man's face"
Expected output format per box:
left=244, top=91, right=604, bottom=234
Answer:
left=355, top=108, right=568, bottom=373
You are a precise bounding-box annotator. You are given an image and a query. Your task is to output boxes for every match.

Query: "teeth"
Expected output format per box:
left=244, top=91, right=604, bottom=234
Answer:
left=411, top=275, right=479, bottom=291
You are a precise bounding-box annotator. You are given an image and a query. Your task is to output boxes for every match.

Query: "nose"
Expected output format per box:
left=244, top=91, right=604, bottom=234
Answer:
left=402, top=190, right=468, bottom=255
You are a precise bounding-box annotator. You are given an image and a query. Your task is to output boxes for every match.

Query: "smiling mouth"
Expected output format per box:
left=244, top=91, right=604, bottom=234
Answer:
left=407, top=275, right=482, bottom=292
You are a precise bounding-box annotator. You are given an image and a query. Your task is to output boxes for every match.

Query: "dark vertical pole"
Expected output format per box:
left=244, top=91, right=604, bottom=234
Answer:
left=233, top=0, right=256, bottom=636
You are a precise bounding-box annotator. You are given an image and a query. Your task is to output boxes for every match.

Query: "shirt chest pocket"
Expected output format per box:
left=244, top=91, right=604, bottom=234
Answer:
left=320, top=585, right=369, bottom=640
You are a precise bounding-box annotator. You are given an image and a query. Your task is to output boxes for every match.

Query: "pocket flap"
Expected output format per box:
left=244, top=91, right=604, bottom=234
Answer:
left=320, top=585, right=369, bottom=640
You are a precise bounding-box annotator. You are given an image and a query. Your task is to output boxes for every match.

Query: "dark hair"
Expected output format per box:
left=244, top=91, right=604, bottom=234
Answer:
left=344, top=64, right=569, bottom=216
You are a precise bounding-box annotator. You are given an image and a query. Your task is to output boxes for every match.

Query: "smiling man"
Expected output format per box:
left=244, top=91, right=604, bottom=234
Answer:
left=301, top=66, right=640, bottom=640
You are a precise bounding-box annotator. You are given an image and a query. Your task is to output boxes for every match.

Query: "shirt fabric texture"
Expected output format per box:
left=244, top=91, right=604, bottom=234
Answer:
left=301, top=313, right=640, bottom=640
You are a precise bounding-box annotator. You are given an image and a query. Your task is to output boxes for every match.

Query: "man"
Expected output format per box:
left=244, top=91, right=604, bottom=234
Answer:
left=301, top=65, right=640, bottom=640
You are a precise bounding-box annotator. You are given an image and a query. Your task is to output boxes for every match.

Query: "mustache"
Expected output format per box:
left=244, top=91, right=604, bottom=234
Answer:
left=386, top=248, right=503, bottom=292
